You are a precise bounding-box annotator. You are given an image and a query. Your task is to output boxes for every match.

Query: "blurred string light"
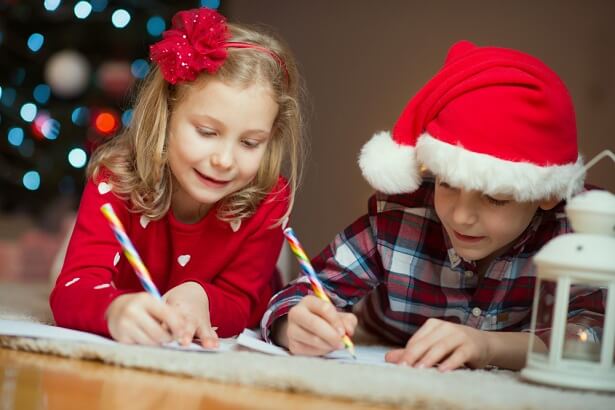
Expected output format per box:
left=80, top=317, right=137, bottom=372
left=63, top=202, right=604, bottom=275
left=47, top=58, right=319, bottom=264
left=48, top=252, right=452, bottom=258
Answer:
left=71, top=106, right=90, bottom=126
left=121, top=109, right=133, bottom=127
left=112, top=9, right=131, bottom=29
left=33, top=84, right=51, bottom=104
left=74, top=1, right=93, bottom=19
left=130, top=59, right=149, bottom=79
left=20, top=103, right=38, bottom=122
left=68, top=148, right=87, bottom=168
left=91, top=0, right=108, bottom=12
left=8, top=127, right=24, bottom=147
left=146, top=16, right=165, bottom=37
left=200, top=0, right=220, bottom=8
left=44, top=0, right=62, bottom=12
left=11, top=68, right=26, bottom=86
left=33, top=113, right=60, bottom=140
left=19, top=139, right=35, bottom=157
left=23, top=171, right=41, bottom=191
left=27, top=33, right=44, bottom=52
left=0, top=87, right=16, bottom=106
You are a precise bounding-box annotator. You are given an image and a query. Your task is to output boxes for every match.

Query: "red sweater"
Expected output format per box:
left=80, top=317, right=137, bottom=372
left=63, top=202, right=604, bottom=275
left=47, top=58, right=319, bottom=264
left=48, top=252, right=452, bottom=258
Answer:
left=50, top=176, right=289, bottom=338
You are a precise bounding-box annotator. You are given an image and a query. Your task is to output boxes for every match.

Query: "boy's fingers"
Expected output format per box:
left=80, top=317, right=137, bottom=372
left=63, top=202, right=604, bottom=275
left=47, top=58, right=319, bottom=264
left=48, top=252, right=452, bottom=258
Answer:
left=303, top=296, right=346, bottom=337
left=291, top=304, right=344, bottom=349
left=289, top=322, right=338, bottom=352
left=340, top=313, right=358, bottom=336
left=288, top=338, right=328, bottom=356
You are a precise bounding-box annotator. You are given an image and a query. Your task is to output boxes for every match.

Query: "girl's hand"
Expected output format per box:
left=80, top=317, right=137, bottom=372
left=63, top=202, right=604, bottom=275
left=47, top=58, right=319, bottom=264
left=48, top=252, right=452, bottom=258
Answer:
left=106, top=292, right=185, bottom=345
left=384, top=318, right=492, bottom=371
left=163, top=281, right=219, bottom=348
left=280, top=295, right=357, bottom=356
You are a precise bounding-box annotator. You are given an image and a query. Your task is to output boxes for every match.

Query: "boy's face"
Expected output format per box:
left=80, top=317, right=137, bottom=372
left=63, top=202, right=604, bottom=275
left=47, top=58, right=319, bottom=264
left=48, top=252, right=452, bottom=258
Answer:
left=433, top=177, right=541, bottom=262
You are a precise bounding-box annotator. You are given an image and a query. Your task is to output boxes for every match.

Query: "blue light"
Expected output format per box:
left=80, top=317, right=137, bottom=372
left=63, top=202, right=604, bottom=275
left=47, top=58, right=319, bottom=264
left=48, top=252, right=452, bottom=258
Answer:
left=71, top=106, right=90, bottom=126
left=20, top=103, right=38, bottom=122
left=0, top=86, right=2, bottom=100
left=0, top=31, right=4, bottom=46
left=74, top=1, right=93, bottom=19
left=111, top=9, right=131, bottom=28
left=23, top=171, right=41, bottom=191
left=90, top=0, right=108, bottom=12
left=27, top=33, right=45, bottom=52
left=33, top=84, right=51, bottom=104
left=1, top=87, right=16, bottom=106
left=42, top=118, right=61, bottom=140
left=130, top=59, right=149, bottom=79
left=200, top=0, right=220, bottom=9
left=44, top=0, right=61, bottom=11
left=68, top=148, right=88, bottom=168
left=146, top=16, right=165, bottom=37
left=8, top=127, right=24, bottom=147
left=121, top=109, right=133, bottom=127
left=20, top=103, right=37, bottom=122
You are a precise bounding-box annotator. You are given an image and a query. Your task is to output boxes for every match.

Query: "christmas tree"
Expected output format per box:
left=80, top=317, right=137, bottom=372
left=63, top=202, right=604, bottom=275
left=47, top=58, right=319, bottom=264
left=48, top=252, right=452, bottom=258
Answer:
left=0, top=0, right=222, bottom=218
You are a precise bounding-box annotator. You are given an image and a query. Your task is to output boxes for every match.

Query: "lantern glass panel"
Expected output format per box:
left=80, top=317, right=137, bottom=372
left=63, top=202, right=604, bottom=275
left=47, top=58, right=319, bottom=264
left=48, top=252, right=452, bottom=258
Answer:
left=561, top=284, right=605, bottom=363
left=532, top=279, right=556, bottom=355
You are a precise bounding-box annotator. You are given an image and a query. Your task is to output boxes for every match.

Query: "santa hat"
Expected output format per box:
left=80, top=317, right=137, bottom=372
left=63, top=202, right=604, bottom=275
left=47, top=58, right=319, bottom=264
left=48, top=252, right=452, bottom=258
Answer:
left=358, top=41, right=584, bottom=202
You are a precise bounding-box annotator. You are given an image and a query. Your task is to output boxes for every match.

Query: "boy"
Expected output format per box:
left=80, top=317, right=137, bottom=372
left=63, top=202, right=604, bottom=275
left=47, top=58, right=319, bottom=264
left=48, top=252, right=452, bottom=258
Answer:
left=261, top=41, right=605, bottom=371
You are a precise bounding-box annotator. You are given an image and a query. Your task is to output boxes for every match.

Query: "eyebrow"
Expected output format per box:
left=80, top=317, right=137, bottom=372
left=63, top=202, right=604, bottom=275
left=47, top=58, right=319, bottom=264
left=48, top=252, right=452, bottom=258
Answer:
left=191, top=114, right=271, bottom=136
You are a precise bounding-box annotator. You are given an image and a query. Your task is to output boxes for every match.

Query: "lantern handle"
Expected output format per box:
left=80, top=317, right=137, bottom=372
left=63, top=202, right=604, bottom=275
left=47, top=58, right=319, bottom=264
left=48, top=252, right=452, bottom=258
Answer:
left=566, top=150, right=615, bottom=202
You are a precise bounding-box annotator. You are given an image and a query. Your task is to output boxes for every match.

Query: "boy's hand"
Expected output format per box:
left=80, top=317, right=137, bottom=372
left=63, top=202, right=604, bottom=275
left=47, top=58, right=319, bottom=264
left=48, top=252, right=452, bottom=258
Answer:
left=281, top=295, right=357, bottom=356
left=106, top=292, right=185, bottom=345
left=163, top=281, right=219, bottom=348
left=385, top=318, right=492, bottom=371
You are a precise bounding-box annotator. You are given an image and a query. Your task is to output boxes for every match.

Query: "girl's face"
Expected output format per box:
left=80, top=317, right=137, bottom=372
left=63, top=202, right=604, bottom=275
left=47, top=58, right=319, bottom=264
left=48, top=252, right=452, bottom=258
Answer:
left=433, top=177, right=542, bottom=263
left=167, top=78, right=278, bottom=223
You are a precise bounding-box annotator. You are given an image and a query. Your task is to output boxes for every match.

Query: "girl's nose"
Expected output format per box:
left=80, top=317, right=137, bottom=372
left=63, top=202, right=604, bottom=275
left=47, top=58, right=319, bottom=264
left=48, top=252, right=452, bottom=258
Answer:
left=211, top=144, right=233, bottom=169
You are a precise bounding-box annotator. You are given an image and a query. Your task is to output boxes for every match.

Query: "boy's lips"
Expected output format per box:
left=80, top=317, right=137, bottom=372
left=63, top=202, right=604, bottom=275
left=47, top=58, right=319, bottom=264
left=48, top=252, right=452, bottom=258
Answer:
left=453, top=230, right=486, bottom=243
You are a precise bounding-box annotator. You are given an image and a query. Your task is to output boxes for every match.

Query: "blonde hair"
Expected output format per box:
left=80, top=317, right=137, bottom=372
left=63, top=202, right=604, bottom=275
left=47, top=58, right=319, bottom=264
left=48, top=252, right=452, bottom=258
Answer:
left=88, top=23, right=305, bottom=225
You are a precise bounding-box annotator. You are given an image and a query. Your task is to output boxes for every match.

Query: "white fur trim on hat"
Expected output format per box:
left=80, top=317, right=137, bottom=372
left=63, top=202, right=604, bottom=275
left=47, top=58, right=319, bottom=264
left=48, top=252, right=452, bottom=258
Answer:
left=415, top=133, right=585, bottom=202
left=358, top=131, right=421, bottom=194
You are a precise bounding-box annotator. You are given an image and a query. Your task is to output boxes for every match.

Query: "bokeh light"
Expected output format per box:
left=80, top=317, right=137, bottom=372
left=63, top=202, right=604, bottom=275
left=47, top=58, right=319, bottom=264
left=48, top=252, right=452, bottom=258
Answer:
left=27, top=33, right=45, bottom=52
left=23, top=171, right=41, bottom=191
left=121, top=109, right=133, bottom=127
left=146, top=16, right=165, bottom=37
left=111, top=9, right=131, bottom=28
left=68, top=147, right=88, bottom=168
left=94, top=110, right=119, bottom=134
left=8, top=127, right=24, bottom=147
left=20, top=103, right=38, bottom=122
left=33, top=84, right=51, bottom=104
left=130, top=59, right=149, bottom=79
left=71, top=106, right=90, bottom=126
left=44, top=0, right=62, bottom=12
left=200, top=0, right=220, bottom=9
left=74, top=1, right=93, bottom=19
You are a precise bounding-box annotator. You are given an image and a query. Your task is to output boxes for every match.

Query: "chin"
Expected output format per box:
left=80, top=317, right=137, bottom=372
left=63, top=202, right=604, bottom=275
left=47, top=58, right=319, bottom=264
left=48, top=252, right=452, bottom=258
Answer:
left=452, top=246, right=491, bottom=262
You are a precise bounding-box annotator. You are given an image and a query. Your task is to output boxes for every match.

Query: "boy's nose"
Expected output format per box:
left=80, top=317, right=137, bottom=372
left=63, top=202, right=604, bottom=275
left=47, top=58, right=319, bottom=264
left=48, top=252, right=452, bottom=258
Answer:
left=451, top=193, right=479, bottom=226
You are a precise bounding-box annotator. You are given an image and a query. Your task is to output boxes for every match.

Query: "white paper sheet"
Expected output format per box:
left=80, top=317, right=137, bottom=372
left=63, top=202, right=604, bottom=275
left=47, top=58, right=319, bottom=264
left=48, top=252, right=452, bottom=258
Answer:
left=0, top=319, right=392, bottom=365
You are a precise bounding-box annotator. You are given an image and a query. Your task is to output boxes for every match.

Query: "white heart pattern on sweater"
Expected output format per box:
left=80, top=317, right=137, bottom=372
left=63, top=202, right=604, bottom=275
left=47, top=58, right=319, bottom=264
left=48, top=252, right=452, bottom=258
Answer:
left=177, top=254, right=191, bottom=267
left=113, top=252, right=120, bottom=266
left=98, top=182, right=112, bottom=195
left=230, top=219, right=241, bottom=232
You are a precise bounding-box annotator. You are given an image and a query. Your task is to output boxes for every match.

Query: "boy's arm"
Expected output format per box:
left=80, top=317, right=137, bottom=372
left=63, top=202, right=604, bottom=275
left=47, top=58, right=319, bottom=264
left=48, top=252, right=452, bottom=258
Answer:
left=261, top=195, right=385, bottom=343
left=485, top=331, right=547, bottom=370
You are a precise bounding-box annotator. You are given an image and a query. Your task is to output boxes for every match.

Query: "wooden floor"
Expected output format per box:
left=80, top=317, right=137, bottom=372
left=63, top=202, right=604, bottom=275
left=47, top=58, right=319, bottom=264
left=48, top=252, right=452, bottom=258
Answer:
left=0, top=348, right=394, bottom=410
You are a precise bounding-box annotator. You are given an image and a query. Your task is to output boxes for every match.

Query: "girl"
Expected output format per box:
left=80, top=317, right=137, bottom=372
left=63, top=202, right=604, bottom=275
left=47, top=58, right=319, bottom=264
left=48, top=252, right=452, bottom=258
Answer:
left=50, top=7, right=304, bottom=348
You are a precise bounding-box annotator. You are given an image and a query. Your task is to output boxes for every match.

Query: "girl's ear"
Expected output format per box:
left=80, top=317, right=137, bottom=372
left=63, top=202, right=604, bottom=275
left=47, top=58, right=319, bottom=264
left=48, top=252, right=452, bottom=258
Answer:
left=538, top=197, right=561, bottom=211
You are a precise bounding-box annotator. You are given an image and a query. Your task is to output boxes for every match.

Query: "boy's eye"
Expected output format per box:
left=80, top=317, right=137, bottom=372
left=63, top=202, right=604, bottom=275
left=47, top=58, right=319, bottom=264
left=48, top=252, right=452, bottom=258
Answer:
left=438, top=180, right=453, bottom=189
left=485, top=195, right=510, bottom=207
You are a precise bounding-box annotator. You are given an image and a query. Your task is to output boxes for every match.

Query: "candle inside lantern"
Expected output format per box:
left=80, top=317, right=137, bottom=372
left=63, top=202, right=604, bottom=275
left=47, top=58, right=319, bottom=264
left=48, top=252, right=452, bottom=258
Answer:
left=562, top=329, right=601, bottom=362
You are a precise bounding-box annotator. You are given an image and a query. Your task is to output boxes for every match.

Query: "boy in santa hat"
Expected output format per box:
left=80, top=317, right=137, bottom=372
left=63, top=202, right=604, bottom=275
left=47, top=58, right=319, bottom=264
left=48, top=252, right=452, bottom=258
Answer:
left=261, top=41, right=605, bottom=371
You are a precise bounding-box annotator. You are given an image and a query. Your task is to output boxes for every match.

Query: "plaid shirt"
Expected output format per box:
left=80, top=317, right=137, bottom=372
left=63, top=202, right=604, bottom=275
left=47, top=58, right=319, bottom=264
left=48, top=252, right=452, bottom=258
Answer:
left=262, top=179, right=605, bottom=345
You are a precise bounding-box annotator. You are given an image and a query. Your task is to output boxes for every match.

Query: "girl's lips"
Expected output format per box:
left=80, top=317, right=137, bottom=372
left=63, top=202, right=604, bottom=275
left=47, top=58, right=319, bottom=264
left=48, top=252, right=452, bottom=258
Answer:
left=453, top=230, right=486, bottom=243
left=195, top=170, right=230, bottom=188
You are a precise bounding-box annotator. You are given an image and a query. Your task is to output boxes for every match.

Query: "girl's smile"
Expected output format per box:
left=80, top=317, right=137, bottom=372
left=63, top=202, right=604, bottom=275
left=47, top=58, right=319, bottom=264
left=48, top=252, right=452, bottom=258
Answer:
left=194, top=169, right=232, bottom=189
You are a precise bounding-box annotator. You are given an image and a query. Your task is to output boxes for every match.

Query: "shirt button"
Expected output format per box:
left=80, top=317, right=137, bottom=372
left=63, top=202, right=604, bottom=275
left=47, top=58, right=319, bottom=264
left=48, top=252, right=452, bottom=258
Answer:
left=464, top=270, right=474, bottom=278
left=472, top=307, right=482, bottom=317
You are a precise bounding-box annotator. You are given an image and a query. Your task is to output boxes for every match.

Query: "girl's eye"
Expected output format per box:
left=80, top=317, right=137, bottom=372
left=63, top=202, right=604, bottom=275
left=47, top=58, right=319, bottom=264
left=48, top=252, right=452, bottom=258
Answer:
left=241, top=139, right=261, bottom=149
left=197, top=128, right=217, bottom=137
left=485, top=196, right=510, bottom=207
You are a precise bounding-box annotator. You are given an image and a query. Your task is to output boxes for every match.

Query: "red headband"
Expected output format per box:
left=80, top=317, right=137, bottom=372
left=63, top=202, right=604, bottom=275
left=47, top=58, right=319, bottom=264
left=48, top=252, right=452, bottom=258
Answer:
left=149, top=8, right=289, bottom=85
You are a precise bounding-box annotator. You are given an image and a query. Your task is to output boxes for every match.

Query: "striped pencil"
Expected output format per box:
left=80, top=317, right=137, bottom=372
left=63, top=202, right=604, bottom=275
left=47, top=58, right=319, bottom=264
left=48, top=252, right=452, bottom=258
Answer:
left=283, top=227, right=356, bottom=359
left=100, top=203, right=162, bottom=300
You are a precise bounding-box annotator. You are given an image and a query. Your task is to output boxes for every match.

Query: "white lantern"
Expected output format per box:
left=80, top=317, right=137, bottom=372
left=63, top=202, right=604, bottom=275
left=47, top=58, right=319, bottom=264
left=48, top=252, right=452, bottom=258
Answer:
left=521, top=150, right=615, bottom=392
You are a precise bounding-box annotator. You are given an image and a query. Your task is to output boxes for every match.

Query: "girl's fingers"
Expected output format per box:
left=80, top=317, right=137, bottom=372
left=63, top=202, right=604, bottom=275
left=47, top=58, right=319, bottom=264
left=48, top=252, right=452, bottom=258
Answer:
left=138, top=312, right=174, bottom=344
left=196, top=324, right=219, bottom=349
left=148, top=299, right=186, bottom=342
left=129, top=325, right=158, bottom=346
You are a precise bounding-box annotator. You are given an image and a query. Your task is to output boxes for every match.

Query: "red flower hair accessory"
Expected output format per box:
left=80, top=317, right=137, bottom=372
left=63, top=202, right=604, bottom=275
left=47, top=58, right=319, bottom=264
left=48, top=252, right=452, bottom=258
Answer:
left=150, top=8, right=231, bottom=84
